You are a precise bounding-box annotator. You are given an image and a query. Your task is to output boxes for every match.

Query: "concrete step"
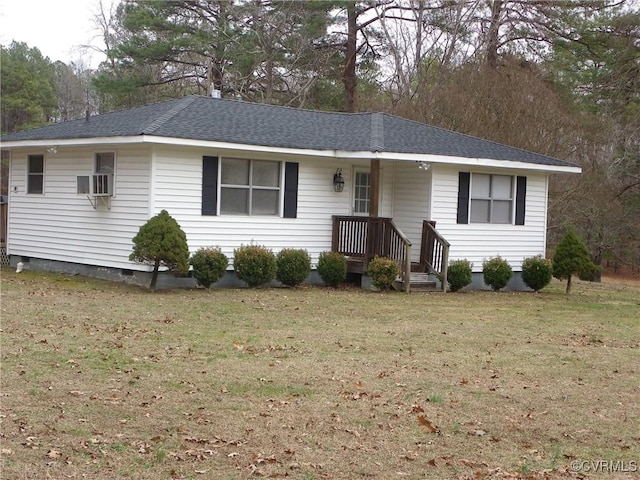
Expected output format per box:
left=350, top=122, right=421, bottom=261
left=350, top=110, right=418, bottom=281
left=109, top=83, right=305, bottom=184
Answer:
left=394, top=272, right=439, bottom=292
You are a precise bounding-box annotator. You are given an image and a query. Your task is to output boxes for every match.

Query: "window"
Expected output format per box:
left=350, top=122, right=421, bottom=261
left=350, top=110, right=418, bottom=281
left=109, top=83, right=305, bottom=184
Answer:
left=470, top=174, right=513, bottom=224
left=28, top=154, right=44, bottom=194
left=96, top=152, right=115, bottom=174
left=77, top=176, right=90, bottom=194
left=220, top=158, right=280, bottom=215
left=457, top=172, right=527, bottom=225
left=353, top=171, right=370, bottom=215
left=77, top=153, right=115, bottom=195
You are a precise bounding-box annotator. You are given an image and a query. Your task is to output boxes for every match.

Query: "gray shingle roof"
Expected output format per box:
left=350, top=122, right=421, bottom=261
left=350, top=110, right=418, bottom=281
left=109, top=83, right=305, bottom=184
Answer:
left=1, top=95, right=576, bottom=168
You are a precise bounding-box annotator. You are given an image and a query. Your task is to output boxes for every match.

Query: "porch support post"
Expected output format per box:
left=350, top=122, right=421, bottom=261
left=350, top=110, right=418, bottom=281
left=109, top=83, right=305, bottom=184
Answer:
left=370, top=159, right=380, bottom=217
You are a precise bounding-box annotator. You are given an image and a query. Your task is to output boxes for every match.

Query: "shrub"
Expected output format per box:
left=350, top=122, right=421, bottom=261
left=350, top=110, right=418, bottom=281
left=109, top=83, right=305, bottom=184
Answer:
left=317, top=251, right=347, bottom=287
left=367, top=256, right=400, bottom=290
left=276, top=248, right=311, bottom=287
left=190, top=247, right=229, bottom=288
left=447, top=259, right=473, bottom=292
left=233, top=244, right=277, bottom=287
left=129, top=210, right=189, bottom=291
left=553, top=229, right=596, bottom=294
left=521, top=255, right=552, bottom=292
left=482, top=256, right=513, bottom=291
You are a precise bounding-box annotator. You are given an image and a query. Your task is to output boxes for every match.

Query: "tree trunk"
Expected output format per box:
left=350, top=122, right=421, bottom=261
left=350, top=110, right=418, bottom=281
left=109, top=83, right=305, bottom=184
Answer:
left=486, top=0, right=502, bottom=68
left=150, top=258, right=160, bottom=292
left=565, top=274, right=572, bottom=294
left=342, top=2, right=358, bottom=113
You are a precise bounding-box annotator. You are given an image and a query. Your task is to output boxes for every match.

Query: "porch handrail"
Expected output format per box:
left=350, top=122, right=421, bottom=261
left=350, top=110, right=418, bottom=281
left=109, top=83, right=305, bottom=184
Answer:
left=332, top=216, right=412, bottom=292
left=420, top=221, right=450, bottom=292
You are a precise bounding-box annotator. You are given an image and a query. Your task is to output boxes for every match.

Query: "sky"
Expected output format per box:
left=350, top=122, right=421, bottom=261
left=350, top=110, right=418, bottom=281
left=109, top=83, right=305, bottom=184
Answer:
left=0, top=0, right=114, bottom=68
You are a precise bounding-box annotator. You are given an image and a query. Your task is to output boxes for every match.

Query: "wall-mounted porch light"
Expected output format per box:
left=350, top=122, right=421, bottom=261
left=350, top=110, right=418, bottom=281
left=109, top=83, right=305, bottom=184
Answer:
left=417, top=161, right=430, bottom=171
left=333, top=168, right=345, bottom=192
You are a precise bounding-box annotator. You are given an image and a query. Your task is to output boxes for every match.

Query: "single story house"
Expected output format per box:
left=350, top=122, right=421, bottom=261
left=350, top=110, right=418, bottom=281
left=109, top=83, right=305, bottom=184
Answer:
left=0, top=95, right=580, bottom=290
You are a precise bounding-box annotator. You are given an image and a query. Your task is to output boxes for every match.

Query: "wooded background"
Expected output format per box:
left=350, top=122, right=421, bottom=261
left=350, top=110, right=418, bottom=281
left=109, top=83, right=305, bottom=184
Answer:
left=1, top=0, right=638, bottom=275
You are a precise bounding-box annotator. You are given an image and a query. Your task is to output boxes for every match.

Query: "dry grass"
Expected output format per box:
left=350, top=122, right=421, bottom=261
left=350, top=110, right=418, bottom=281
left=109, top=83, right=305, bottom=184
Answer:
left=1, top=268, right=638, bottom=480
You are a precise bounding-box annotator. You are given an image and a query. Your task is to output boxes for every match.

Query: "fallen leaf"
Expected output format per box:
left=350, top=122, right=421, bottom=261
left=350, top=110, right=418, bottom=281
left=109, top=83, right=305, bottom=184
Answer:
left=427, top=458, right=437, bottom=467
left=1, top=448, right=13, bottom=455
left=417, top=415, right=438, bottom=433
left=46, top=449, right=61, bottom=458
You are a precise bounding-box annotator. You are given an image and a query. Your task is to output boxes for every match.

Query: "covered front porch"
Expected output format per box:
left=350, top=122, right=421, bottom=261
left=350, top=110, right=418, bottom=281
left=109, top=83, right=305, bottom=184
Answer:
left=331, top=216, right=450, bottom=292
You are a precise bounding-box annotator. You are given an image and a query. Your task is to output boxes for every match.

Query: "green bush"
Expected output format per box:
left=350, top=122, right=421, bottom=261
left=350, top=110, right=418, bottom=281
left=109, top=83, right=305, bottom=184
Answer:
left=447, top=259, right=473, bottom=292
left=129, top=210, right=189, bottom=292
left=276, top=248, right=311, bottom=287
left=578, top=264, right=602, bottom=282
left=233, top=244, right=277, bottom=287
left=521, top=255, right=552, bottom=292
left=190, top=247, right=229, bottom=288
left=367, top=256, right=400, bottom=290
left=482, top=256, right=513, bottom=291
left=553, top=229, right=596, bottom=294
left=317, top=251, right=347, bottom=287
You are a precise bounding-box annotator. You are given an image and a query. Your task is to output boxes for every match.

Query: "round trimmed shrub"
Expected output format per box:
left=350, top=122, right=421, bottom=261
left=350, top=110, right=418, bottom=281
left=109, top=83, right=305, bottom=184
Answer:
left=482, top=256, right=513, bottom=291
left=276, top=248, right=311, bottom=287
left=233, top=244, right=277, bottom=287
left=190, top=247, right=229, bottom=288
left=521, top=255, right=552, bottom=292
left=367, top=256, right=400, bottom=290
left=317, top=251, right=347, bottom=287
left=447, top=259, right=473, bottom=292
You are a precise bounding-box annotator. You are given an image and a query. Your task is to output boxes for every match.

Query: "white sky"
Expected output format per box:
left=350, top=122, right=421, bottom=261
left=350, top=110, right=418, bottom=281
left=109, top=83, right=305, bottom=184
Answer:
left=0, top=0, right=114, bottom=68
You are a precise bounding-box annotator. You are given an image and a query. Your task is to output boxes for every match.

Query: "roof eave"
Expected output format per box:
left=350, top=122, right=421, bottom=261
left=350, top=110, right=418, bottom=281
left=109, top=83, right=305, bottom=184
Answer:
left=336, top=150, right=582, bottom=174
left=2, top=135, right=581, bottom=174
left=1, top=136, right=145, bottom=148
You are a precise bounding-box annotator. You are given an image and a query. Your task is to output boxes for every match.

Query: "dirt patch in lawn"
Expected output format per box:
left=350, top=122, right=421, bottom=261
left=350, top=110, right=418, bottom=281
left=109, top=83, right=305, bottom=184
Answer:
left=1, top=269, right=638, bottom=479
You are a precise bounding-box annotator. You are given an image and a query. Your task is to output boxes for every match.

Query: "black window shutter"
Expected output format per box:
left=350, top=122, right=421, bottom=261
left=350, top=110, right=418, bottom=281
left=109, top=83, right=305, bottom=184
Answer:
left=283, top=162, right=299, bottom=218
left=202, top=156, right=218, bottom=215
left=515, top=176, right=527, bottom=225
left=457, top=172, right=470, bottom=224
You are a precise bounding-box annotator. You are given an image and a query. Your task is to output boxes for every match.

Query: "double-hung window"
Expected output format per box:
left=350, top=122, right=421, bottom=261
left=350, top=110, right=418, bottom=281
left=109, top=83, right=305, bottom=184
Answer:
left=96, top=152, right=115, bottom=175
left=220, top=158, right=280, bottom=215
left=28, top=154, right=44, bottom=194
left=457, top=172, right=526, bottom=225
left=76, top=152, right=115, bottom=195
left=470, top=174, right=513, bottom=224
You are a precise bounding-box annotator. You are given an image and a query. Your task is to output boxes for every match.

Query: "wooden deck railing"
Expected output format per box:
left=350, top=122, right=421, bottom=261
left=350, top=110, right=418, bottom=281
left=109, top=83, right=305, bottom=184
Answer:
left=332, top=216, right=412, bottom=292
left=419, top=221, right=450, bottom=292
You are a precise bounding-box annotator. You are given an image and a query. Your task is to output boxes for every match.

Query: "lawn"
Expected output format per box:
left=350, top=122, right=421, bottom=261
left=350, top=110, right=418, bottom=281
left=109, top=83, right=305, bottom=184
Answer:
left=1, top=269, right=638, bottom=479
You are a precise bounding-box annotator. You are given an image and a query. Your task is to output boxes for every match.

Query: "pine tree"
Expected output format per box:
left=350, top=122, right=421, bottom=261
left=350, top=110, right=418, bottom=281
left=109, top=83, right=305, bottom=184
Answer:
left=129, top=210, right=189, bottom=291
left=552, top=230, right=595, bottom=294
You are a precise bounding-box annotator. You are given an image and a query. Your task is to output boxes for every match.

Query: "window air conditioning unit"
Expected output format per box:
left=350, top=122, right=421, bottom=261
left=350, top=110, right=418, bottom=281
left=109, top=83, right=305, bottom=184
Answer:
left=91, top=174, right=113, bottom=197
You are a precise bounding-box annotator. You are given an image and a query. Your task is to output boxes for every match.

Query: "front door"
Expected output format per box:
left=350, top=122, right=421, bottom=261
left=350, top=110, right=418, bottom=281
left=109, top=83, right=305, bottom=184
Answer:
left=353, top=169, right=370, bottom=216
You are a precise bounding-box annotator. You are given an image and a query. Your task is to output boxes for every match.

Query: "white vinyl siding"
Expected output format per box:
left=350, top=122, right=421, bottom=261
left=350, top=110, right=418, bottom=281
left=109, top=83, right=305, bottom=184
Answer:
left=7, top=144, right=551, bottom=276
left=153, top=146, right=350, bottom=267
left=390, top=162, right=431, bottom=263
left=430, top=165, right=548, bottom=271
left=8, top=146, right=152, bottom=269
